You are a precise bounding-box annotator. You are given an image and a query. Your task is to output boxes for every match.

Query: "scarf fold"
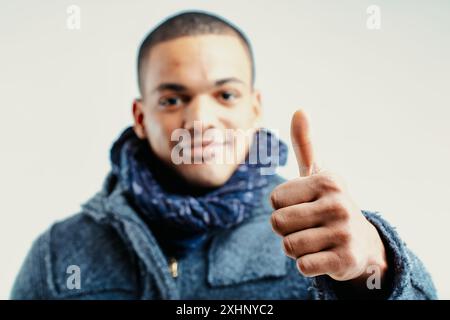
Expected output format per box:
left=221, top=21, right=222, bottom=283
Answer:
left=110, top=127, right=287, bottom=257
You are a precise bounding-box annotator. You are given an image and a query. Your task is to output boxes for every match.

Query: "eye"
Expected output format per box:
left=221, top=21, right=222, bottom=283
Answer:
left=218, top=90, right=239, bottom=103
left=158, top=95, right=184, bottom=109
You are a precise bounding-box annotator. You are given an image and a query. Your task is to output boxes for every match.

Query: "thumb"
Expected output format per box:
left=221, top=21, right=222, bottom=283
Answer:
left=290, top=109, right=319, bottom=176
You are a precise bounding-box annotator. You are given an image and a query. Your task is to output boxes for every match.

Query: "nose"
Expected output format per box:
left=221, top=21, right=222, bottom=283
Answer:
left=183, top=95, right=219, bottom=132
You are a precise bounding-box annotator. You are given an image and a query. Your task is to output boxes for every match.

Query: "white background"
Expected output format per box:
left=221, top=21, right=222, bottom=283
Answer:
left=1, top=0, right=449, bottom=299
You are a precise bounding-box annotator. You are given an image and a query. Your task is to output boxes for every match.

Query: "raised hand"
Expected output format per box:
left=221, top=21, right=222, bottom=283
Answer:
left=270, top=110, right=388, bottom=285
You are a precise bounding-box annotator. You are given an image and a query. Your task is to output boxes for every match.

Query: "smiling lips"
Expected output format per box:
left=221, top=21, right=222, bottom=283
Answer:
left=179, top=139, right=231, bottom=161
left=179, top=136, right=229, bottom=149
left=191, top=140, right=230, bottom=154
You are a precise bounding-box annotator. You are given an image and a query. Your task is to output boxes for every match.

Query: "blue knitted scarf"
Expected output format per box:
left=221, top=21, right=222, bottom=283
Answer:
left=110, top=127, right=287, bottom=257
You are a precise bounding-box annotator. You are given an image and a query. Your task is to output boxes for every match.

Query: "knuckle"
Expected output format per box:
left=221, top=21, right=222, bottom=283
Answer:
left=324, top=196, right=350, bottom=221
left=334, top=228, right=352, bottom=245
left=283, top=236, right=295, bottom=257
left=315, top=173, right=341, bottom=194
left=297, top=257, right=314, bottom=276
left=340, top=250, right=358, bottom=270
left=328, top=251, right=346, bottom=279
left=331, top=198, right=345, bottom=213
left=322, top=196, right=343, bottom=214
left=329, top=251, right=342, bottom=270
left=335, top=203, right=350, bottom=221
left=271, top=211, right=284, bottom=234
left=270, top=189, right=281, bottom=209
left=338, top=207, right=351, bottom=221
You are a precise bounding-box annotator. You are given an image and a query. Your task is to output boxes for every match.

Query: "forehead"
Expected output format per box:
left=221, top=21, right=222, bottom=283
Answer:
left=144, top=35, right=252, bottom=89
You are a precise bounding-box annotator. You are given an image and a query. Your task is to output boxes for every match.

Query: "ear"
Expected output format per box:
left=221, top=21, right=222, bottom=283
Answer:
left=132, top=98, right=146, bottom=139
left=251, top=89, right=263, bottom=129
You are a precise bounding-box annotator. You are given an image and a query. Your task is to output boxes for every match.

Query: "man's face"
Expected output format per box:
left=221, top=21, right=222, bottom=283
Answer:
left=133, top=34, right=261, bottom=188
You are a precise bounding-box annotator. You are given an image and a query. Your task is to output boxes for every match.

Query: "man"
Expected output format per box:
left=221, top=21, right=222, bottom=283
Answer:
left=11, top=11, right=436, bottom=299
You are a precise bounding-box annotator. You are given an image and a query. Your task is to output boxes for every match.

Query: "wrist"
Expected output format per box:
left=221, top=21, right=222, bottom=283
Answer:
left=349, top=223, right=389, bottom=291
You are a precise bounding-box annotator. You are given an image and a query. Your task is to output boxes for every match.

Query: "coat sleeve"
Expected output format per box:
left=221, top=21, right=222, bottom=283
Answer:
left=311, top=210, right=438, bottom=300
left=10, top=230, right=53, bottom=300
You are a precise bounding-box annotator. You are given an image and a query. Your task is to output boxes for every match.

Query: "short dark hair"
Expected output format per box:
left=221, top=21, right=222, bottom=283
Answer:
left=137, top=10, right=255, bottom=96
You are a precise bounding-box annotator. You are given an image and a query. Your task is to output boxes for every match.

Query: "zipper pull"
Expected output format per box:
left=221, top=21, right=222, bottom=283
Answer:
left=169, top=257, right=178, bottom=278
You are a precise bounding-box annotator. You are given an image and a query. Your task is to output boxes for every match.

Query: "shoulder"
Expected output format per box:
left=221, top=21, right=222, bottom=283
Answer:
left=12, top=213, right=140, bottom=299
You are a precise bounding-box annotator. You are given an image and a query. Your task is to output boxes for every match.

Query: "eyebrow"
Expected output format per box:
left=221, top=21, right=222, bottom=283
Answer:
left=152, top=77, right=245, bottom=93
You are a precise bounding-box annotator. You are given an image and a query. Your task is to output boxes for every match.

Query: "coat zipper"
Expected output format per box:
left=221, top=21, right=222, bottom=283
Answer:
left=169, top=257, right=178, bottom=278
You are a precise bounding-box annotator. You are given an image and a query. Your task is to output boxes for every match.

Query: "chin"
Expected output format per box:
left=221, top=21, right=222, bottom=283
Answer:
left=176, top=162, right=237, bottom=188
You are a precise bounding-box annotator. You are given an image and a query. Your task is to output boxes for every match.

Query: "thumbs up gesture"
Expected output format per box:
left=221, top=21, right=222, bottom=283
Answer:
left=270, top=110, right=388, bottom=286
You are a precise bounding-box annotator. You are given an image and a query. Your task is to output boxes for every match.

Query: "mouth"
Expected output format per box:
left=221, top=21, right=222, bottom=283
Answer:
left=178, top=140, right=232, bottom=163
left=178, top=135, right=230, bottom=150
left=190, top=140, right=228, bottom=150
left=191, top=140, right=230, bottom=155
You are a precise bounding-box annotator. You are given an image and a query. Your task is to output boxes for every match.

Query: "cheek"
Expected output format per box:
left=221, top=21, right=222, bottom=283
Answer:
left=144, top=113, right=181, bottom=156
left=227, top=101, right=257, bottom=130
left=232, top=106, right=259, bottom=158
